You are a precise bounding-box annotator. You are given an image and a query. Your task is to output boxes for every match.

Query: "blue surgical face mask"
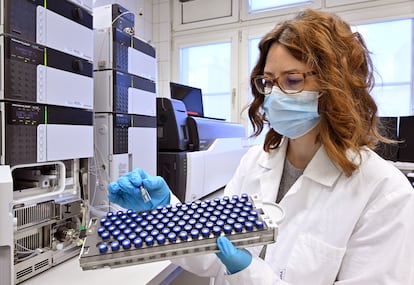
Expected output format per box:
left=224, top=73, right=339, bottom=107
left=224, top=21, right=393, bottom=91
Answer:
left=263, top=87, right=320, bottom=139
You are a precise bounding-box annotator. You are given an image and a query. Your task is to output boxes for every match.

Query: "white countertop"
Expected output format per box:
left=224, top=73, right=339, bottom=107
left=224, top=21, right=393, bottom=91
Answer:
left=22, top=257, right=172, bottom=285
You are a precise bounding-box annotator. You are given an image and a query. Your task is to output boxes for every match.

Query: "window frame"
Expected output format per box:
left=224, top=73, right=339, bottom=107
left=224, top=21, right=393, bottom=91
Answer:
left=171, top=30, right=240, bottom=122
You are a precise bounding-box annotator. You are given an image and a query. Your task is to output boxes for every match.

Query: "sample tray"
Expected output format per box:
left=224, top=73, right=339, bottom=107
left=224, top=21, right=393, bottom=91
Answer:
left=79, top=193, right=283, bottom=270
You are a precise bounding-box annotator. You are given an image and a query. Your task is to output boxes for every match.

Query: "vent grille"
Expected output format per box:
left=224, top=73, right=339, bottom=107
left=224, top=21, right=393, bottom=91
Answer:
left=34, top=259, right=49, bottom=271
left=16, top=232, right=41, bottom=250
left=16, top=267, right=32, bottom=280
left=14, top=202, right=55, bottom=229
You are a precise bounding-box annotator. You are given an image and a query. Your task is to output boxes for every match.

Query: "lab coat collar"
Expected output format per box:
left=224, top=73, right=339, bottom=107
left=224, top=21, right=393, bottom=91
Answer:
left=258, top=138, right=342, bottom=188
left=303, top=145, right=342, bottom=187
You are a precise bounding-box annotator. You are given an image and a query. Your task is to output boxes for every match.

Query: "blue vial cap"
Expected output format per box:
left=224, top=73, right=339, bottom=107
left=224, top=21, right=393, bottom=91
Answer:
left=172, top=216, right=180, bottom=223
left=97, top=226, right=106, bottom=235
left=125, top=218, right=132, bottom=225
left=190, top=229, right=199, bottom=239
left=99, top=218, right=107, bottom=226
left=110, top=241, right=120, bottom=251
left=216, top=205, right=224, bottom=211
left=212, top=226, right=221, bottom=236
left=114, top=220, right=122, bottom=227
left=151, top=229, right=160, bottom=237
left=118, top=223, right=127, bottom=231
left=196, top=208, right=204, bottom=214
left=156, top=234, right=166, bottom=245
left=134, top=226, right=143, bottom=234
left=172, top=226, right=181, bottom=233
left=177, top=220, right=186, bottom=227
left=223, top=224, right=232, bottom=234
left=245, top=221, right=254, bottom=231
left=123, top=228, right=132, bottom=236
left=133, top=237, right=143, bottom=248
left=247, top=216, right=257, bottom=223
left=184, top=224, right=192, bottom=232
left=112, top=229, right=121, bottom=238
left=226, top=218, right=235, bottom=226
left=237, top=217, right=246, bottom=224
left=145, top=236, right=154, bottom=246
left=209, top=215, right=218, bottom=223
left=199, top=217, right=207, bottom=224
left=106, top=212, right=114, bottom=218
left=234, top=223, right=243, bottom=232
left=240, top=211, right=249, bottom=218
left=128, top=232, right=137, bottom=240
left=150, top=218, right=160, bottom=226
left=156, top=223, right=165, bottom=230
left=162, top=227, right=171, bottom=235
left=145, top=224, right=154, bottom=232
left=139, top=231, right=149, bottom=239
left=116, top=210, right=124, bottom=217
left=122, top=239, right=131, bottom=249
left=167, top=232, right=177, bottom=243
left=126, top=209, right=134, bottom=216
left=179, top=231, right=188, bottom=241
left=167, top=221, right=175, bottom=229
left=98, top=243, right=108, bottom=253
left=216, top=220, right=225, bottom=227
left=194, top=223, right=203, bottom=230
left=255, top=220, right=264, bottom=229
left=117, top=234, right=126, bottom=243
left=188, top=218, right=197, bottom=226
left=201, top=228, right=210, bottom=238
left=101, top=231, right=110, bottom=241
left=103, top=221, right=112, bottom=228
left=205, top=221, right=214, bottom=229
left=129, top=222, right=138, bottom=230
left=108, top=225, right=116, bottom=233
left=192, top=213, right=201, bottom=220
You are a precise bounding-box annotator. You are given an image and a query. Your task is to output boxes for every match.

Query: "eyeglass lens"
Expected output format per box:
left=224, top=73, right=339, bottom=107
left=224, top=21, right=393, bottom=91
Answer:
left=255, top=73, right=306, bottom=94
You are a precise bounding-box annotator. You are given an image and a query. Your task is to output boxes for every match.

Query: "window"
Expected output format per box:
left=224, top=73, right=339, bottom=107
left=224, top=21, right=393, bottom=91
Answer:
left=248, top=0, right=313, bottom=13
left=179, top=42, right=232, bottom=121
left=354, top=19, right=413, bottom=116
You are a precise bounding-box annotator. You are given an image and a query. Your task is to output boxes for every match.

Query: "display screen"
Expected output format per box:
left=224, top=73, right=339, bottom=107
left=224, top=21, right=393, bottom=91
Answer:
left=7, top=103, right=43, bottom=125
left=170, top=82, right=204, bottom=117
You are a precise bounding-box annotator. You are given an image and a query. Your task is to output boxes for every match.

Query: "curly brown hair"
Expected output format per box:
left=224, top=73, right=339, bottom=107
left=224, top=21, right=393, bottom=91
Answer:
left=248, top=9, right=388, bottom=176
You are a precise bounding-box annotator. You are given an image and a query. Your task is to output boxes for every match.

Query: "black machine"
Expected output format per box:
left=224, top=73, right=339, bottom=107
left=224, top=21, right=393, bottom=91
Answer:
left=157, top=97, right=247, bottom=202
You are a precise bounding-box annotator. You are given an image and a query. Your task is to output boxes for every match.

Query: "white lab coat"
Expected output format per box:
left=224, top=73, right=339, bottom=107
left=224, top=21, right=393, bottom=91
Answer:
left=172, top=138, right=414, bottom=284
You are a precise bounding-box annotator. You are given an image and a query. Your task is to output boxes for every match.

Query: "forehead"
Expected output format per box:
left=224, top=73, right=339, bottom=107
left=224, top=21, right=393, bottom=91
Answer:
left=264, top=43, right=309, bottom=75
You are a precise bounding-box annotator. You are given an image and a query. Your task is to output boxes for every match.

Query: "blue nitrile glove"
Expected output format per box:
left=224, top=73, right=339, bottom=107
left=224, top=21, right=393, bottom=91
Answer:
left=107, top=168, right=171, bottom=211
left=216, top=236, right=252, bottom=274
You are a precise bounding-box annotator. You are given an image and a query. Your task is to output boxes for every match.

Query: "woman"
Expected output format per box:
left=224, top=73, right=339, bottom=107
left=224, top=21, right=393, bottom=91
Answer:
left=108, top=9, right=414, bottom=285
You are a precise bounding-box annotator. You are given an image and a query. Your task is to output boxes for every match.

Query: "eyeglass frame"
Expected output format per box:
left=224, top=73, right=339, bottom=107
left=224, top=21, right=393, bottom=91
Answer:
left=253, top=71, right=318, bottom=95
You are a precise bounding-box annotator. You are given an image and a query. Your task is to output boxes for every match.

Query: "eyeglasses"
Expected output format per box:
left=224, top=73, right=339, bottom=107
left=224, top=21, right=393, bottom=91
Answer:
left=253, top=71, right=317, bottom=95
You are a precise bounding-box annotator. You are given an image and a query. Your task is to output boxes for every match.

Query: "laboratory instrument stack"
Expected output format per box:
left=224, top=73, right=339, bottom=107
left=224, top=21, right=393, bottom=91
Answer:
left=0, top=0, right=94, bottom=283
left=91, top=4, right=158, bottom=211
